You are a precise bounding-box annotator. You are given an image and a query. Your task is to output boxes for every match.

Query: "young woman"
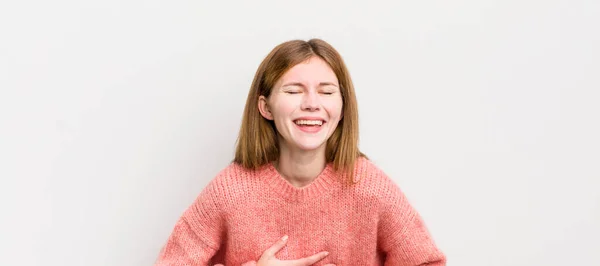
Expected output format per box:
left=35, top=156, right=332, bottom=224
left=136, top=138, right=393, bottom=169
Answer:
left=154, top=39, right=446, bottom=266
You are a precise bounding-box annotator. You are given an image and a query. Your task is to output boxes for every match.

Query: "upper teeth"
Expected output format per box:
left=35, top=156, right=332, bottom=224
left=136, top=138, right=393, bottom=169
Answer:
left=295, top=120, right=323, bottom=126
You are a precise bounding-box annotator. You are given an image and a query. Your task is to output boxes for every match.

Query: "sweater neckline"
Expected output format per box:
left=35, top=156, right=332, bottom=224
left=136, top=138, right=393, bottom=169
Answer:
left=262, top=162, right=338, bottom=202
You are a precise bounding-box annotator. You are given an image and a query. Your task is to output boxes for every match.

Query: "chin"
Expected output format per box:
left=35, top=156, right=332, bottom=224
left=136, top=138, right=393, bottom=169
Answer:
left=294, top=142, right=327, bottom=152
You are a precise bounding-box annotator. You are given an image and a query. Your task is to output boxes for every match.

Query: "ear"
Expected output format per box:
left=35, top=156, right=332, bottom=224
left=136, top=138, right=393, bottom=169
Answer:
left=258, top=95, right=274, bottom=120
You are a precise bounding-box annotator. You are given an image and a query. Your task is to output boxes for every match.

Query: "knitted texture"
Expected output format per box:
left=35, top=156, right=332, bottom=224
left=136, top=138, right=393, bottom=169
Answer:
left=154, top=157, right=446, bottom=265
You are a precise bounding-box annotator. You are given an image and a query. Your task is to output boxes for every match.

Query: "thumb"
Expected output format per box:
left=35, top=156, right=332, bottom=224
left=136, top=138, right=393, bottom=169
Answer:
left=241, top=262, right=257, bottom=266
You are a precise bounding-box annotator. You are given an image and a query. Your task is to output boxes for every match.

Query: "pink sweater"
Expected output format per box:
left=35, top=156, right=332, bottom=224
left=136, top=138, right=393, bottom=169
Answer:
left=154, top=157, right=446, bottom=265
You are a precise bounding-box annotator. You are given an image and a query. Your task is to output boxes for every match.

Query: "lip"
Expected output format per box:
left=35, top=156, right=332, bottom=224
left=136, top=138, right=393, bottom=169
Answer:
left=293, top=116, right=326, bottom=133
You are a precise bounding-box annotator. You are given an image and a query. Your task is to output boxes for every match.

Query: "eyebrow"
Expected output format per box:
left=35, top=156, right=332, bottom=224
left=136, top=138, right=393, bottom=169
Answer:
left=281, top=82, right=339, bottom=88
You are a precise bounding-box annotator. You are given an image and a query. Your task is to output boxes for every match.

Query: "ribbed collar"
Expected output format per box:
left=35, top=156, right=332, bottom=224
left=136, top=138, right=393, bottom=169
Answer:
left=260, top=162, right=340, bottom=202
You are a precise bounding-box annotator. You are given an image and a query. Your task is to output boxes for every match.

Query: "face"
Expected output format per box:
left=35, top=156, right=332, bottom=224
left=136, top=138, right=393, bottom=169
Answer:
left=258, top=56, right=343, bottom=153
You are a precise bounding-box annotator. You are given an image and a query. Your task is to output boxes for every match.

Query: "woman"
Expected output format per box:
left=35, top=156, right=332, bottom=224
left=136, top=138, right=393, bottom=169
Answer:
left=154, top=39, right=446, bottom=265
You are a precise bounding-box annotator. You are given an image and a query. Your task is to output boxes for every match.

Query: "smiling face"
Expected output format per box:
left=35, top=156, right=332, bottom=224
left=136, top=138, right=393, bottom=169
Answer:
left=258, top=56, right=343, bottom=153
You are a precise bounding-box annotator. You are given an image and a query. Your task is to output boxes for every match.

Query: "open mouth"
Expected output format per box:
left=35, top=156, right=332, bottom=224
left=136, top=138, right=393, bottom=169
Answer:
left=294, top=119, right=324, bottom=126
left=293, top=119, right=325, bottom=132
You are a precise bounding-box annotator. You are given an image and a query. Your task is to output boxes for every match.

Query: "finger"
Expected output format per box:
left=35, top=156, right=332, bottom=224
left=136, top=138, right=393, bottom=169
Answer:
left=290, top=251, right=329, bottom=266
left=214, top=264, right=224, bottom=266
left=324, top=264, right=336, bottom=266
left=263, top=235, right=289, bottom=258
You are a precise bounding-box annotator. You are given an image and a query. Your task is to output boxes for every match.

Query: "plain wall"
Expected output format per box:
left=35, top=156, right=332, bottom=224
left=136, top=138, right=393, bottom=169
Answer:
left=1, top=0, right=599, bottom=265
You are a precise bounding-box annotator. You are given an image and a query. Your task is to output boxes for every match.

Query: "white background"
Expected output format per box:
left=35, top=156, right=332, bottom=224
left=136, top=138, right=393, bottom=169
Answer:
left=1, top=1, right=599, bottom=265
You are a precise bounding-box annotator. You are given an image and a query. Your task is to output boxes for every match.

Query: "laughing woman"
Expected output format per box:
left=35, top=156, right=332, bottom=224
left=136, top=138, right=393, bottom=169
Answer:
left=154, top=39, right=446, bottom=266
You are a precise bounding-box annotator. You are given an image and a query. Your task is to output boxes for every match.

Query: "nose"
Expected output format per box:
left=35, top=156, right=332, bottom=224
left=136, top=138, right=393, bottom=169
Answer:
left=301, top=90, right=320, bottom=111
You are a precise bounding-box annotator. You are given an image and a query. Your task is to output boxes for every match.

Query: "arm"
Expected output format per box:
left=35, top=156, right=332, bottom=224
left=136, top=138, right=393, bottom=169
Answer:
left=378, top=175, right=446, bottom=266
left=154, top=217, right=220, bottom=266
left=154, top=175, right=227, bottom=266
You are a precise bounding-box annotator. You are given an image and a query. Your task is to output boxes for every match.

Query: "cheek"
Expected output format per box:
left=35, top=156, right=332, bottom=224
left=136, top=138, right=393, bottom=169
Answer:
left=269, top=105, right=296, bottom=131
left=270, top=97, right=300, bottom=118
left=323, top=98, right=343, bottom=120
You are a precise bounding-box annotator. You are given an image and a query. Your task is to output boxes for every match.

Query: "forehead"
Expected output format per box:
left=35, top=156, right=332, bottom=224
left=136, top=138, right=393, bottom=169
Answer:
left=278, top=56, right=338, bottom=85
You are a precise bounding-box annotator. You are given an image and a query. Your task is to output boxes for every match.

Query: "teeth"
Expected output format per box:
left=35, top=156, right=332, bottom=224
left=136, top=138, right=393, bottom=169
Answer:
left=295, top=120, right=323, bottom=126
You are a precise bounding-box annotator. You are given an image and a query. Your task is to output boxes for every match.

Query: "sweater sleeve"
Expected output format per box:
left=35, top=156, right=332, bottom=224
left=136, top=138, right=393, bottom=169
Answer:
left=154, top=175, right=227, bottom=266
left=377, top=175, right=446, bottom=266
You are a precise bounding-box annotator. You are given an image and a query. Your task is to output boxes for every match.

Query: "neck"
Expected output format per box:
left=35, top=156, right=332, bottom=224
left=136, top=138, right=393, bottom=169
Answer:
left=275, top=141, right=327, bottom=188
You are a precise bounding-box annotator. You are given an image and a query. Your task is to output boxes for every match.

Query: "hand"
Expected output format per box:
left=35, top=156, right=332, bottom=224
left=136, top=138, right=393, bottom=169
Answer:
left=214, top=235, right=334, bottom=266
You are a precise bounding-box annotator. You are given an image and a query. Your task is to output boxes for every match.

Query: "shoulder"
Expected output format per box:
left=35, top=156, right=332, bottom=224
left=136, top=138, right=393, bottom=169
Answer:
left=198, top=162, right=265, bottom=207
left=206, top=162, right=258, bottom=187
left=352, top=157, right=398, bottom=189
left=350, top=157, right=405, bottom=204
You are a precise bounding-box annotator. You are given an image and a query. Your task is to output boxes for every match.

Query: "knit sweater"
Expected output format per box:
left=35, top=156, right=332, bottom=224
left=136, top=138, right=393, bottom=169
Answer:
left=154, top=157, right=446, bottom=265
